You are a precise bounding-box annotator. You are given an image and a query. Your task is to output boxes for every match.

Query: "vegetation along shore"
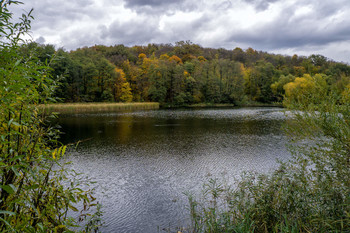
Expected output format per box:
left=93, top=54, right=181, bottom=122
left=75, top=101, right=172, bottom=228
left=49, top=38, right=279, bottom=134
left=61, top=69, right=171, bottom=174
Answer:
left=40, top=102, right=159, bottom=114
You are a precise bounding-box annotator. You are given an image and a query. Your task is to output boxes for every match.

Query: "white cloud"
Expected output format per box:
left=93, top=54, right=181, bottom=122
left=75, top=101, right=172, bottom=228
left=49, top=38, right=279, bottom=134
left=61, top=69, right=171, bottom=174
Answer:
left=6, top=0, right=350, bottom=63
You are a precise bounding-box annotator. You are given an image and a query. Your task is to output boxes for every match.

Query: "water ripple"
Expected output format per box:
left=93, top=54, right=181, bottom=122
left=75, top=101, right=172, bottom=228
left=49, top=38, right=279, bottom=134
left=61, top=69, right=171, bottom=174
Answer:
left=59, top=107, right=291, bottom=232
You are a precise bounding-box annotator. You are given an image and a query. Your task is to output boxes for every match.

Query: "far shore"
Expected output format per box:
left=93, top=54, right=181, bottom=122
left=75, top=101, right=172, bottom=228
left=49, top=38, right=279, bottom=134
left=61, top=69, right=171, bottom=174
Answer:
left=161, top=102, right=284, bottom=109
left=39, top=101, right=284, bottom=114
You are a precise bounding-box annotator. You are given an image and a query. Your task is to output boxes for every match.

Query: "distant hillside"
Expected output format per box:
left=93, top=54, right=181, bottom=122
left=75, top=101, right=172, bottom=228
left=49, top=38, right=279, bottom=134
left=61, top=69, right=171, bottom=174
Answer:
left=21, top=41, right=350, bottom=106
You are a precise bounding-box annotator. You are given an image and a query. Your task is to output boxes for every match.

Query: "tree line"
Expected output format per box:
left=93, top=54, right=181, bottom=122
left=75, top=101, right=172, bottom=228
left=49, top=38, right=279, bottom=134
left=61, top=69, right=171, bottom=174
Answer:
left=22, top=41, right=350, bottom=106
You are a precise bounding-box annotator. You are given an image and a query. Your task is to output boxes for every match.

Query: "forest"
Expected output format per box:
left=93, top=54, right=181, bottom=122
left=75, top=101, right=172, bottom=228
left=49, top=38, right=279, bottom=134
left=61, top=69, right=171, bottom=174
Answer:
left=22, top=41, right=350, bottom=106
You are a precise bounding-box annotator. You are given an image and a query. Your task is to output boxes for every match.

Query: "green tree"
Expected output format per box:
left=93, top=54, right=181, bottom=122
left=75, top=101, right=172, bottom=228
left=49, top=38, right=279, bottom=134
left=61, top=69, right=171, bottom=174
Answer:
left=244, top=60, right=277, bottom=103
left=222, top=62, right=245, bottom=104
left=270, top=74, right=295, bottom=102
left=95, top=57, right=116, bottom=101
left=0, top=2, right=100, bottom=231
left=148, top=61, right=168, bottom=103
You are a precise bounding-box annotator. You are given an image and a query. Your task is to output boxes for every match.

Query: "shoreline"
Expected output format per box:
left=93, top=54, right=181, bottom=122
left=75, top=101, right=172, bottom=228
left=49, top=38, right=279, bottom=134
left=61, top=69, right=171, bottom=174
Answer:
left=39, top=102, right=160, bottom=114
left=161, top=102, right=284, bottom=109
left=39, top=101, right=284, bottom=114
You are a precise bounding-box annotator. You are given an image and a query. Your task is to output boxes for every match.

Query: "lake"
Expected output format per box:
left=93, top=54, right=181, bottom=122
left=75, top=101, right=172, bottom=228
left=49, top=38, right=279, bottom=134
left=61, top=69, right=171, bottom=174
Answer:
left=58, top=107, right=291, bottom=233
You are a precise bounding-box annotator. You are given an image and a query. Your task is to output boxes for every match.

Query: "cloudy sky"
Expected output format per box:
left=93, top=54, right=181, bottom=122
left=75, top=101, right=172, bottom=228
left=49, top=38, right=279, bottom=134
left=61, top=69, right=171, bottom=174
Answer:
left=10, top=0, right=350, bottom=63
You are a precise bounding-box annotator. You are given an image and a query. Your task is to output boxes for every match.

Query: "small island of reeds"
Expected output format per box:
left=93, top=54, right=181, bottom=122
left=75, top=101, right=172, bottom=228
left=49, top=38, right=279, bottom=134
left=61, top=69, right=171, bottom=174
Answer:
left=40, top=102, right=159, bottom=114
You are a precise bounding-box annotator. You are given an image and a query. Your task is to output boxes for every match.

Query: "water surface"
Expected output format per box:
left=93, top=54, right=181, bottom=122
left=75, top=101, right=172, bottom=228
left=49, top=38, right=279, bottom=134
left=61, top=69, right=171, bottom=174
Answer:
left=58, top=107, right=290, bottom=232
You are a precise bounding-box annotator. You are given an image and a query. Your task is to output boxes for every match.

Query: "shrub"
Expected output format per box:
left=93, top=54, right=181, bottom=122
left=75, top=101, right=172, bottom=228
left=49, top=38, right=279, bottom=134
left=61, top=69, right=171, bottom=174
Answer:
left=0, top=1, right=100, bottom=232
left=187, top=94, right=350, bottom=232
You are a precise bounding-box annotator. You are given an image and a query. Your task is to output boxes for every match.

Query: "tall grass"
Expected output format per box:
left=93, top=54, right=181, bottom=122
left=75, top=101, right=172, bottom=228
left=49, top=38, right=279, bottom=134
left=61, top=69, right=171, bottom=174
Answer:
left=39, top=102, right=159, bottom=114
left=185, top=97, right=350, bottom=233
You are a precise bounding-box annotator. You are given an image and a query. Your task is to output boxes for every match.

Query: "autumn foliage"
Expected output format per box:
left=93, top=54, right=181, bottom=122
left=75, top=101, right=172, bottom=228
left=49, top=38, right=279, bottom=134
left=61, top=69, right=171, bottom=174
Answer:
left=20, top=41, right=350, bottom=106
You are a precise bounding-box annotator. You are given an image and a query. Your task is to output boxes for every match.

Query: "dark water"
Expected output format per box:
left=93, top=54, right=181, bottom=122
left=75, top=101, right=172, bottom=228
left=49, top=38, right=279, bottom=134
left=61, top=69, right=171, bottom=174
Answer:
left=58, top=107, right=290, bottom=233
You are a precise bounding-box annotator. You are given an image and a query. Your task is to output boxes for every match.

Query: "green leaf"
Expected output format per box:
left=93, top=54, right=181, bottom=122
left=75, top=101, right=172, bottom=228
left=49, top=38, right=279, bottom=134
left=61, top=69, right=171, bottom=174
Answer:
left=37, top=223, right=44, bottom=231
left=26, top=184, right=39, bottom=190
left=0, top=210, right=16, bottom=216
left=9, top=184, right=17, bottom=193
left=7, top=118, right=13, bottom=127
left=0, top=185, right=15, bottom=194
left=11, top=167, right=19, bottom=176
left=0, top=217, right=15, bottom=232
left=14, top=59, right=22, bottom=67
left=69, top=205, right=78, bottom=212
left=11, top=121, right=20, bottom=126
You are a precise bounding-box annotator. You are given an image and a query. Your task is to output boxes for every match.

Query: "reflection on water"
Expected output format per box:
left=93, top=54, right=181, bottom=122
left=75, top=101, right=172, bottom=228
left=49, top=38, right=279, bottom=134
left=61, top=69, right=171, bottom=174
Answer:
left=58, top=107, right=290, bottom=233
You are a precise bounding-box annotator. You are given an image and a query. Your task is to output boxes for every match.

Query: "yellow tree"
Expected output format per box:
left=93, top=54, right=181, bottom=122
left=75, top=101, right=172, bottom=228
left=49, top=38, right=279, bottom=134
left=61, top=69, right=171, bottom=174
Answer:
left=120, top=82, right=133, bottom=102
left=271, top=74, right=295, bottom=101
left=169, top=55, right=183, bottom=64
left=138, top=53, right=147, bottom=60
left=114, top=68, right=133, bottom=102
left=341, top=84, right=350, bottom=103
left=160, top=54, right=170, bottom=60
left=197, top=56, right=207, bottom=62
left=283, top=74, right=328, bottom=107
left=122, top=60, right=143, bottom=101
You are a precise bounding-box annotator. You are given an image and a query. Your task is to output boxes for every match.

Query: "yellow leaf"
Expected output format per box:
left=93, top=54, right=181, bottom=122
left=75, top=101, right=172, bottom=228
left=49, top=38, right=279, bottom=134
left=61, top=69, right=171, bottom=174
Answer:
left=52, top=149, right=56, bottom=159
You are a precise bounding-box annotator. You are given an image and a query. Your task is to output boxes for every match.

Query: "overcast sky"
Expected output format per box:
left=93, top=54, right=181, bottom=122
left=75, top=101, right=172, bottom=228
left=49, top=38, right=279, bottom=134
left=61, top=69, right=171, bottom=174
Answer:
left=10, top=0, right=350, bottom=63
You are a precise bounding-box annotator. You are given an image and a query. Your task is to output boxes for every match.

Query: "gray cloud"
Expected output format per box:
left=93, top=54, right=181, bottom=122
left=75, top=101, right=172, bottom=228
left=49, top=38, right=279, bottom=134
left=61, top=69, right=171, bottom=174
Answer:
left=125, top=0, right=183, bottom=8
left=214, top=1, right=233, bottom=11
left=104, top=18, right=161, bottom=45
left=225, top=0, right=350, bottom=51
left=35, top=36, right=46, bottom=44
left=242, top=0, right=281, bottom=11
left=123, top=0, right=199, bottom=14
left=6, top=0, right=350, bottom=62
left=11, top=0, right=102, bottom=33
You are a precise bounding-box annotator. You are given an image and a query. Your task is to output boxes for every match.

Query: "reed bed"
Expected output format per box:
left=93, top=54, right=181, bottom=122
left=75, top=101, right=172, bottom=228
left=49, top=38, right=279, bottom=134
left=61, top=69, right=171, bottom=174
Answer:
left=39, top=102, right=159, bottom=114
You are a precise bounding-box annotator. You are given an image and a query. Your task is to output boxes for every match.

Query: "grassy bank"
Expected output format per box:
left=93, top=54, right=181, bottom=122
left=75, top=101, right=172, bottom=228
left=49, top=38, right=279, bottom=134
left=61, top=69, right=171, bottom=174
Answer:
left=40, top=102, right=159, bottom=114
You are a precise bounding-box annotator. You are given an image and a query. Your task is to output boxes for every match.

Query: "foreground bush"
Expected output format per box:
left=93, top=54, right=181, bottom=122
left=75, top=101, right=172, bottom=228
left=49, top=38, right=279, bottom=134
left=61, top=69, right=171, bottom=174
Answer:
left=0, top=1, right=101, bottom=232
left=187, top=94, right=350, bottom=232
